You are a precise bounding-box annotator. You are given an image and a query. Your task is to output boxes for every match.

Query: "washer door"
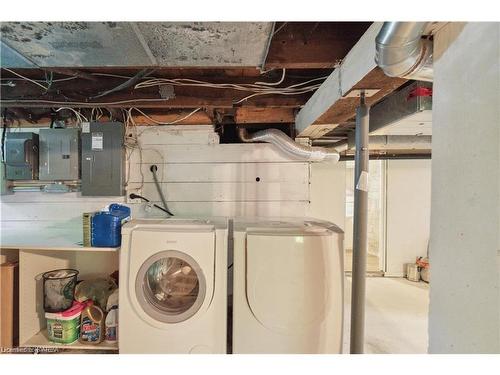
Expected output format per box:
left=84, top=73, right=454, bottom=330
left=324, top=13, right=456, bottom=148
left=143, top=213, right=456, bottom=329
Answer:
left=135, top=250, right=206, bottom=324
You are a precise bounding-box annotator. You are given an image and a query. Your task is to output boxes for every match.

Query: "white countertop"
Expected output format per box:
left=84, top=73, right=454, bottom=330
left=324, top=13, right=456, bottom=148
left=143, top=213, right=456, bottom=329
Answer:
left=0, top=223, right=118, bottom=251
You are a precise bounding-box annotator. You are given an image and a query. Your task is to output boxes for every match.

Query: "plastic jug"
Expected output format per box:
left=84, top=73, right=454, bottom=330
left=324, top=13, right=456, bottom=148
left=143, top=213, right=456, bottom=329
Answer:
left=79, top=302, right=105, bottom=345
left=105, top=307, right=118, bottom=344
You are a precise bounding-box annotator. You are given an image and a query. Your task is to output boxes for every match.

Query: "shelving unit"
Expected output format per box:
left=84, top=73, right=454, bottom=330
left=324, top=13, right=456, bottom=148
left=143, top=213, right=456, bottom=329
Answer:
left=15, top=244, right=120, bottom=352
left=23, top=329, right=118, bottom=351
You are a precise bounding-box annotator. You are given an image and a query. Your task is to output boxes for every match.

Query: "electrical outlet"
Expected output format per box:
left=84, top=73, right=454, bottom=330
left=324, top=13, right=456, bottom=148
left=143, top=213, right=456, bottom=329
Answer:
left=126, top=189, right=143, bottom=204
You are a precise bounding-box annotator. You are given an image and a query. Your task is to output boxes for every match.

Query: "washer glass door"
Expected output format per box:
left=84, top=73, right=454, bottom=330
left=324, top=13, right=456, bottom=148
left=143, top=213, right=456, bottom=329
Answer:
left=136, top=250, right=206, bottom=323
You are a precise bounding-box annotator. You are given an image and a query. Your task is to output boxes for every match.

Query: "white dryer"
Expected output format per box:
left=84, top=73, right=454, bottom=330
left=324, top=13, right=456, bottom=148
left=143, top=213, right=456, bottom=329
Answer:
left=119, top=218, right=228, bottom=354
left=232, top=218, right=344, bottom=354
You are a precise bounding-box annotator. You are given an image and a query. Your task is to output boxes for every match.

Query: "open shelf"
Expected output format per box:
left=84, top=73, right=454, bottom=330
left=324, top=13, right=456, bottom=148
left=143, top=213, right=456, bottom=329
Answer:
left=11, top=245, right=120, bottom=252
left=18, top=248, right=120, bottom=352
left=22, top=329, right=118, bottom=351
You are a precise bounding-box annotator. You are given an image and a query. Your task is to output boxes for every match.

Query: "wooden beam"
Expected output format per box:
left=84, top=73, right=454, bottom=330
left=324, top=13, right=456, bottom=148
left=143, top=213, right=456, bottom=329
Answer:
left=315, top=68, right=407, bottom=124
left=265, top=22, right=372, bottom=69
left=0, top=72, right=316, bottom=109
left=295, top=22, right=406, bottom=135
left=234, top=107, right=295, bottom=124
left=1, top=107, right=300, bottom=127
left=1, top=109, right=213, bottom=127
left=44, top=68, right=100, bottom=82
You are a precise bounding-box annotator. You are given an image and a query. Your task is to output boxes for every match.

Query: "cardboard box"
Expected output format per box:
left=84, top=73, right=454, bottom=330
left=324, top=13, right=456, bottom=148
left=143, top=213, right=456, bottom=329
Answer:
left=0, top=262, right=19, bottom=349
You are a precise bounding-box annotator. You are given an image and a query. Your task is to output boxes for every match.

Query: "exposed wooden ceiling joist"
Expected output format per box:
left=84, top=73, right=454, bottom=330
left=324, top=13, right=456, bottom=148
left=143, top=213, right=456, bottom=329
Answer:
left=0, top=70, right=316, bottom=109
left=315, top=68, right=407, bottom=124
left=234, top=107, right=295, bottom=124
left=265, top=22, right=372, bottom=69
left=1, top=107, right=299, bottom=127
left=0, top=22, right=408, bottom=134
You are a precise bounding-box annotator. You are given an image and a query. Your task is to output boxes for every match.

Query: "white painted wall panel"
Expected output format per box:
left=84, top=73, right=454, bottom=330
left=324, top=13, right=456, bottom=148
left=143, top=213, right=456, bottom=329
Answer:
left=127, top=162, right=309, bottom=183
left=307, top=162, right=346, bottom=229
left=429, top=22, right=500, bottom=353
left=129, top=181, right=309, bottom=202
left=1, top=126, right=314, bottom=244
left=385, top=160, right=431, bottom=276
left=127, top=143, right=309, bottom=164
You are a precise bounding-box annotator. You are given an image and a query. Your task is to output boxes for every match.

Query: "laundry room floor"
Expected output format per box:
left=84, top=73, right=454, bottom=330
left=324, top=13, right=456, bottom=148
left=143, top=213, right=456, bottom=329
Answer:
left=343, top=277, right=430, bottom=354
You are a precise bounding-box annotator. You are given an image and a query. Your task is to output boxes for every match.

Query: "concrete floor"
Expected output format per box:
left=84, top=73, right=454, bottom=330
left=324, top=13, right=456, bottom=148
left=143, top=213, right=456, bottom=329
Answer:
left=343, top=276, right=429, bottom=354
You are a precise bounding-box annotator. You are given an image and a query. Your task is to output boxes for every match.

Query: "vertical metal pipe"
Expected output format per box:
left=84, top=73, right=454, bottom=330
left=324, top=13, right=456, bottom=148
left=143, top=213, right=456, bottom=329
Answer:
left=350, top=92, right=370, bottom=354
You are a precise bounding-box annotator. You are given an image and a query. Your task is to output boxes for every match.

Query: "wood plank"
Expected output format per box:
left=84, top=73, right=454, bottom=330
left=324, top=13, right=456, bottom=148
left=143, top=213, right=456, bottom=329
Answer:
left=136, top=201, right=309, bottom=218
left=315, top=68, right=407, bottom=124
left=127, top=162, right=309, bottom=183
left=299, top=124, right=340, bottom=139
left=265, top=22, right=372, bottom=69
left=130, top=126, right=218, bottom=145
left=234, top=107, right=295, bottom=124
left=1, top=110, right=214, bottom=127
left=0, top=262, right=17, bottom=348
left=1, top=72, right=314, bottom=109
left=127, top=181, right=309, bottom=202
left=127, top=143, right=309, bottom=164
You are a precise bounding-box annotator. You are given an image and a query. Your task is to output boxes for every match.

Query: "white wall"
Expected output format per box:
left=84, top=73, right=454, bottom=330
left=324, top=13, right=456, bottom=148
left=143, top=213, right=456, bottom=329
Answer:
left=385, top=160, right=431, bottom=276
left=308, top=162, right=346, bottom=230
left=429, top=22, right=500, bottom=353
left=1, top=126, right=345, bottom=244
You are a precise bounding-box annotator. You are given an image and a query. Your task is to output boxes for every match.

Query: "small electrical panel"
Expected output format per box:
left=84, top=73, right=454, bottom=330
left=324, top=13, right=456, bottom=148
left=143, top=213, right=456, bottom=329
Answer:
left=39, top=128, right=80, bottom=180
left=81, top=122, right=125, bottom=196
left=5, top=132, right=39, bottom=180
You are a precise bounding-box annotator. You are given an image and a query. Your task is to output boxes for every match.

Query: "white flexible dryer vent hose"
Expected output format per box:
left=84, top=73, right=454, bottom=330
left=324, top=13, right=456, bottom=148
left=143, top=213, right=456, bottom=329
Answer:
left=238, top=128, right=340, bottom=163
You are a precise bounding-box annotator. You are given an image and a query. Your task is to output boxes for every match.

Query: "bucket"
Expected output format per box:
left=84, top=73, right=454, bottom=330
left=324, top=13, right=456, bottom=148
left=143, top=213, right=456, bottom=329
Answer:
left=45, top=301, right=87, bottom=344
left=42, top=269, right=79, bottom=313
left=406, top=263, right=420, bottom=282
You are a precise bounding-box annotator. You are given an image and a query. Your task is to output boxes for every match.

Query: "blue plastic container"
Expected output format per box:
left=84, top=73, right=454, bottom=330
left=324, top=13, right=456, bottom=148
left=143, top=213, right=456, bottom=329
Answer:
left=91, top=204, right=131, bottom=247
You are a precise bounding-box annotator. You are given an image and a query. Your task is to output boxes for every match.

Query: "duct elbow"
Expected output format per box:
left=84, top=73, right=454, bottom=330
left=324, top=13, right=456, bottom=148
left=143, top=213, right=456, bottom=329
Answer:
left=375, top=22, right=433, bottom=82
left=237, top=127, right=340, bottom=163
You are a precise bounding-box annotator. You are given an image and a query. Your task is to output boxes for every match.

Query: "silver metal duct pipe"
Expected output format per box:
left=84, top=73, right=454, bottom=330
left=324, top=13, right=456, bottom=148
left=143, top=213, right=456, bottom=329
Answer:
left=238, top=128, right=340, bottom=163
left=375, top=22, right=433, bottom=81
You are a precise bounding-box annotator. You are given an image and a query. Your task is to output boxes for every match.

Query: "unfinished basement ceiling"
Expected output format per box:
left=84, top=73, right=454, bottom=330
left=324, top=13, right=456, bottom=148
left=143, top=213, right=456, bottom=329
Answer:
left=0, top=22, right=274, bottom=67
left=0, top=21, right=427, bottom=155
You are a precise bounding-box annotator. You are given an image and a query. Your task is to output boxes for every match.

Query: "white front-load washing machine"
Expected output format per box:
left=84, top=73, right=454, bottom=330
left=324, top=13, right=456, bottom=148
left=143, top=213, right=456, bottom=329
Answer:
left=119, top=218, right=228, bottom=353
left=232, top=218, right=344, bottom=354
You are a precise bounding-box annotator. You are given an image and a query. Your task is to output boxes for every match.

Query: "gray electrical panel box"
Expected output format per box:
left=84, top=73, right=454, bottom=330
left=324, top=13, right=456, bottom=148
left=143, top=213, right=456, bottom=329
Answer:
left=81, top=122, right=125, bottom=196
left=5, top=132, right=39, bottom=180
left=39, top=128, right=80, bottom=180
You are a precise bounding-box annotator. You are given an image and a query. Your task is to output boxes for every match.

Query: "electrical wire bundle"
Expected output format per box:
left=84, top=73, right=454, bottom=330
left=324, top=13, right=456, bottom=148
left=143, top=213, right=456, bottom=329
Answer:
left=134, top=69, right=328, bottom=104
left=1, top=68, right=327, bottom=106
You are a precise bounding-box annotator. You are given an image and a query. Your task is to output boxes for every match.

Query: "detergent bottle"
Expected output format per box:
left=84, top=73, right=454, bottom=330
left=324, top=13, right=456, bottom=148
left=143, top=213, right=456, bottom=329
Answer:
left=79, top=301, right=104, bottom=344
left=105, top=306, right=118, bottom=344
